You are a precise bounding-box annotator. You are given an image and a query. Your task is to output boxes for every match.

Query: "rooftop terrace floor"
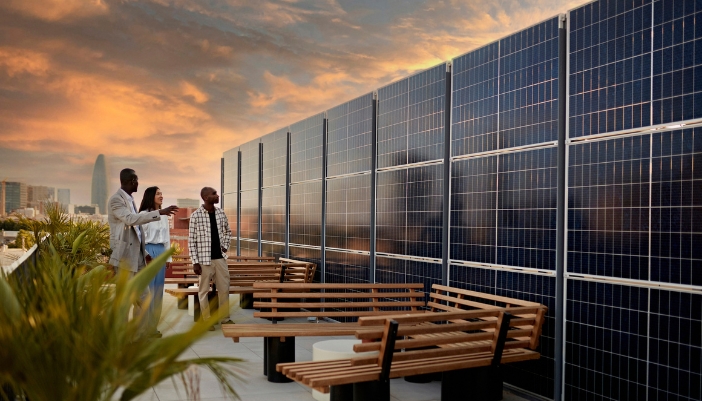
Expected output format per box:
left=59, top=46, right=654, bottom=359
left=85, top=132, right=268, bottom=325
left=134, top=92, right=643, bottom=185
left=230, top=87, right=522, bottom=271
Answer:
left=134, top=285, right=534, bottom=401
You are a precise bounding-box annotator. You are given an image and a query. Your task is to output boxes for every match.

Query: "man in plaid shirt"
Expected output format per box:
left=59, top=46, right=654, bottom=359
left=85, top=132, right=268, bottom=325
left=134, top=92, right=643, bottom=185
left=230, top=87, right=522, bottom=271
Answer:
left=188, top=186, right=234, bottom=330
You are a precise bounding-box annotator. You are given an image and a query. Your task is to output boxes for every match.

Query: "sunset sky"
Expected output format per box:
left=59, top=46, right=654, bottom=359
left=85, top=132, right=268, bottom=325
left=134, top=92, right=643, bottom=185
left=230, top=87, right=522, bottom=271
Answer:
left=0, top=0, right=584, bottom=207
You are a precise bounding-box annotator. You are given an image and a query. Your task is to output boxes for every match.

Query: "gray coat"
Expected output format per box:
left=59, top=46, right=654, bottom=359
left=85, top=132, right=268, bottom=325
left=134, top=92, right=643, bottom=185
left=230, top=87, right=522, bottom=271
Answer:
left=108, top=189, right=160, bottom=271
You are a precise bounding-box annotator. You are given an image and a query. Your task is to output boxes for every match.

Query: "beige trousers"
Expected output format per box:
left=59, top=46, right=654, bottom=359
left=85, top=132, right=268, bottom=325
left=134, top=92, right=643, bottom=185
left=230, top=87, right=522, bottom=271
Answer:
left=197, top=258, right=230, bottom=323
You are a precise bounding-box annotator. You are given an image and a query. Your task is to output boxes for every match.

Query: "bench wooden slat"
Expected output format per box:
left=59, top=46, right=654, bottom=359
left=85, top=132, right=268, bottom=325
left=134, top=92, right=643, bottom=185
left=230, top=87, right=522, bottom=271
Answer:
left=254, top=310, right=426, bottom=318
left=251, top=291, right=422, bottom=299
left=431, top=284, right=541, bottom=307
left=253, top=282, right=425, bottom=290
left=253, top=301, right=425, bottom=309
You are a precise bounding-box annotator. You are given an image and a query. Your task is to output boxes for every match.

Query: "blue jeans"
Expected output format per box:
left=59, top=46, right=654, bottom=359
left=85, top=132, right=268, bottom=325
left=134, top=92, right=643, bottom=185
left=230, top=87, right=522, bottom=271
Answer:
left=145, top=243, right=166, bottom=334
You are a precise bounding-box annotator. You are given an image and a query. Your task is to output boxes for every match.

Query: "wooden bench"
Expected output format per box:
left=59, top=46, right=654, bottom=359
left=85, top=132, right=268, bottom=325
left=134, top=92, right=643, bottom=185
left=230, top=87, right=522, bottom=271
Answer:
left=222, top=282, right=426, bottom=382
left=165, top=262, right=316, bottom=320
left=277, top=306, right=547, bottom=401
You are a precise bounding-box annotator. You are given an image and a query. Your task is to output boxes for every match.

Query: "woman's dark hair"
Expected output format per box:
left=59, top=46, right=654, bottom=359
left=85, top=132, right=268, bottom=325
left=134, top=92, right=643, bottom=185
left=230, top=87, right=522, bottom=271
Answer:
left=139, top=186, right=160, bottom=212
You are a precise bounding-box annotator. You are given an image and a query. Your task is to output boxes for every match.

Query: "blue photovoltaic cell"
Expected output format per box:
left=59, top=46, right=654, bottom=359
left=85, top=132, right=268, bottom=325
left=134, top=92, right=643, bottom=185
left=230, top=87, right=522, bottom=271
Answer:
left=325, top=250, right=370, bottom=284
left=569, top=0, right=653, bottom=138
left=499, top=18, right=560, bottom=148
left=449, top=265, right=556, bottom=398
left=327, top=93, right=373, bottom=177
left=497, top=148, right=558, bottom=270
left=290, top=113, right=324, bottom=183
left=651, top=128, right=702, bottom=286
left=377, top=63, right=446, bottom=168
left=289, top=180, right=322, bottom=247
left=325, top=174, right=371, bottom=251
left=652, top=0, right=702, bottom=124
left=223, top=147, right=238, bottom=195
left=565, top=280, right=649, bottom=400
left=239, top=189, right=259, bottom=241
left=376, top=256, right=442, bottom=304
left=452, top=42, right=500, bottom=156
left=262, top=242, right=285, bottom=260
left=568, top=134, right=651, bottom=280
left=451, top=148, right=557, bottom=270
left=240, top=239, right=258, bottom=257
left=240, top=140, right=260, bottom=191
left=376, top=164, right=443, bottom=259
left=261, top=186, right=286, bottom=243
left=262, top=128, right=288, bottom=188
left=223, top=195, right=238, bottom=236
left=648, top=289, right=702, bottom=400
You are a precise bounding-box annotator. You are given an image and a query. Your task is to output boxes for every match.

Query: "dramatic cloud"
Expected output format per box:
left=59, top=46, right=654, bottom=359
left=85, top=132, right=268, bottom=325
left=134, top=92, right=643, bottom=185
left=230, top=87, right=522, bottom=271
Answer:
left=0, top=0, right=585, bottom=207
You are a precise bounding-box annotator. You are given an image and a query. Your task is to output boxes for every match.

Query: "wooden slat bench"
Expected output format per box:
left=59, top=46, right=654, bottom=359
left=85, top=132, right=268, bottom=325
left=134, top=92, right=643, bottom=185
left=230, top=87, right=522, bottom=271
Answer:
left=277, top=306, right=547, bottom=401
left=221, top=282, right=426, bottom=382
left=165, top=263, right=315, bottom=320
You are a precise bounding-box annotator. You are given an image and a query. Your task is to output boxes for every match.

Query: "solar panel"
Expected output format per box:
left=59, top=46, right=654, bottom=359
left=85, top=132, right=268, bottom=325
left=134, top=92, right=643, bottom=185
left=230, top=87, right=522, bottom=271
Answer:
left=451, top=147, right=557, bottom=270
left=325, top=250, right=371, bottom=284
left=261, top=128, right=288, bottom=188
left=289, top=180, right=322, bottom=247
left=325, top=174, right=371, bottom=251
left=223, top=147, right=239, bottom=195
left=239, top=189, right=258, bottom=241
left=239, top=239, right=258, bottom=257
left=376, top=164, right=443, bottom=259
left=290, top=113, right=324, bottom=183
left=375, top=256, right=442, bottom=304
left=240, top=140, right=260, bottom=191
left=377, top=63, right=446, bottom=168
left=327, top=93, right=374, bottom=177
left=569, top=0, right=653, bottom=137
left=261, top=186, right=286, bottom=243
left=652, top=0, right=702, bottom=124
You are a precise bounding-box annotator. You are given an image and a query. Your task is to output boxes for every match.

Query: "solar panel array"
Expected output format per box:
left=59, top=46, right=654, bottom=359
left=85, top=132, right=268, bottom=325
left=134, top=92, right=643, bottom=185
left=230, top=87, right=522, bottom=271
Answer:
left=220, top=3, right=702, bottom=399
left=565, top=1, right=702, bottom=400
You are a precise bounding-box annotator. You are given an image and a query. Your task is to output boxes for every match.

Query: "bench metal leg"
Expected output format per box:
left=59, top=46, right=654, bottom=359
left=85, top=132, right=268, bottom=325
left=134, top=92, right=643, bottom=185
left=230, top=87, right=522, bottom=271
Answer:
left=240, top=293, right=254, bottom=309
left=177, top=296, right=188, bottom=310
left=442, top=366, right=503, bottom=401
left=329, top=384, right=353, bottom=401
left=265, top=336, right=295, bottom=383
left=263, top=338, right=267, bottom=376
left=353, top=380, right=389, bottom=401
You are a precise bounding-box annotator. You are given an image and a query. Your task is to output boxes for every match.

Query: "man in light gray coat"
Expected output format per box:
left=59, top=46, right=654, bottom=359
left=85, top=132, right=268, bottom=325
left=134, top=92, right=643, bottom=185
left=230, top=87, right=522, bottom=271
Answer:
left=108, top=168, right=178, bottom=339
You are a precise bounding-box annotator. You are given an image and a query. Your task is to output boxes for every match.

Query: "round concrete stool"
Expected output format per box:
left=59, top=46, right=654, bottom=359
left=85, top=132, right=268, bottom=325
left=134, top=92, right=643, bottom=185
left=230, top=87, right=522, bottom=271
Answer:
left=311, top=340, right=378, bottom=401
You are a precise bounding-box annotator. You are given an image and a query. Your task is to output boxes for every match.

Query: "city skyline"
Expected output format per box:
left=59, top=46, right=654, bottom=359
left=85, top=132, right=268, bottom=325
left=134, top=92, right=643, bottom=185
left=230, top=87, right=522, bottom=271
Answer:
left=0, top=0, right=584, bottom=206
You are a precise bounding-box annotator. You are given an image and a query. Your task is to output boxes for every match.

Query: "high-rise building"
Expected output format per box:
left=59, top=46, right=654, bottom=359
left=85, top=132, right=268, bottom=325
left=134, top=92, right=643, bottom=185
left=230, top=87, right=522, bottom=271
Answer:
left=4, top=182, right=27, bottom=215
left=27, top=185, right=54, bottom=212
left=57, top=189, right=70, bottom=206
left=176, top=198, right=200, bottom=208
left=91, top=154, right=109, bottom=215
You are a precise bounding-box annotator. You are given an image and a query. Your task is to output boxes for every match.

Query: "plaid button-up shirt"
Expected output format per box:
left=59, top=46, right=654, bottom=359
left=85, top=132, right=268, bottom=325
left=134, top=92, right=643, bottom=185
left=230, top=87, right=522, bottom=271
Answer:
left=188, top=206, right=232, bottom=266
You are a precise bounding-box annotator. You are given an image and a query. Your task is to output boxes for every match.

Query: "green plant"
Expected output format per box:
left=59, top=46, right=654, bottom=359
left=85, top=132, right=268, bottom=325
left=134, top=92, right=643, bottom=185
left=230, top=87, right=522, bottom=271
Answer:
left=0, top=245, right=242, bottom=401
left=16, top=204, right=110, bottom=270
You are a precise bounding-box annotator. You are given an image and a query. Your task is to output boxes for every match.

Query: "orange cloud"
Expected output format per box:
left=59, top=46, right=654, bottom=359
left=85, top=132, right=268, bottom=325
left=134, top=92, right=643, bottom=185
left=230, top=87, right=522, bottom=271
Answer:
left=4, top=0, right=109, bottom=21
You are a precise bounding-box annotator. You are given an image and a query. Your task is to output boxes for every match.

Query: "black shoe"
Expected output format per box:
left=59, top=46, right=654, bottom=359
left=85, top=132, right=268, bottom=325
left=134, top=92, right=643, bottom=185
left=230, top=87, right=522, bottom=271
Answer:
left=149, top=332, right=163, bottom=339
left=221, top=320, right=235, bottom=325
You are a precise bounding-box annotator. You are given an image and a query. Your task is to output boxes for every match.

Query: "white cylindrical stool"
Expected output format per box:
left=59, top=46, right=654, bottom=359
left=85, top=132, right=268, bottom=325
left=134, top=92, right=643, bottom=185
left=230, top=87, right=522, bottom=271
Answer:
left=311, top=340, right=378, bottom=401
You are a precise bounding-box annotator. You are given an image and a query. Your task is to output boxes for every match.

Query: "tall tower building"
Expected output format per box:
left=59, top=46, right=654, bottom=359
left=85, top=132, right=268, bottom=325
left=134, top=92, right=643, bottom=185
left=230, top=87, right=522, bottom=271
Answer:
left=57, top=189, right=70, bottom=206
left=91, top=154, right=109, bottom=215
left=4, top=182, right=27, bottom=214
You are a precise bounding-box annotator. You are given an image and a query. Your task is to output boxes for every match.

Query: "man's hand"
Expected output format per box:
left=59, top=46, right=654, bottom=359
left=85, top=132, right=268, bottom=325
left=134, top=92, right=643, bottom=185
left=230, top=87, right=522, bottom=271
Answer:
left=166, top=262, right=171, bottom=269
left=159, top=205, right=179, bottom=215
left=193, top=263, right=202, bottom=275
left=221, top=247, right=227, bottom=253
left=145, top=255, right=152, bottom=264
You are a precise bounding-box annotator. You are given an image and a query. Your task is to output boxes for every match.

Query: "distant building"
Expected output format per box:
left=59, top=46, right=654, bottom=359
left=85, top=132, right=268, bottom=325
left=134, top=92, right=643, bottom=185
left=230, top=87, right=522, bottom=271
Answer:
left=69, top=204, right=99, bottom=215
left=27, top=185, right=55, bottom=214
left=91, top=154, right=109, bottom=215
left=177, top=198, right=200, bottom=208
left=14, top=208, right=36, bottom=218
left=4, top=182, right=27, bottom=215
left=173, top=207, right=197, bottom=229
left=57, top=189, right=70, bottom=206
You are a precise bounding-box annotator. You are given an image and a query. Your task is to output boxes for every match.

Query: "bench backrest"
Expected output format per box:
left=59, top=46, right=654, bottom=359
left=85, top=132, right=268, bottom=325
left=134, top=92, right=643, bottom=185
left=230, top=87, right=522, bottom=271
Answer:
left=428, top=284, right=546, bottom=349
left=279, top=258, right=317, bottom=283
left=351, top=307, right=546, bottom=376
left=252, top=282, right=426, bottom=319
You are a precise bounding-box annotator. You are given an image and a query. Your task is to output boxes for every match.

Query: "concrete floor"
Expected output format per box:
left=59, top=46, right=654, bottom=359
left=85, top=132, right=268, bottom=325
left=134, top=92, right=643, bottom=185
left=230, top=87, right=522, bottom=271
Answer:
left=128, top=285, right=532, bottom=401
